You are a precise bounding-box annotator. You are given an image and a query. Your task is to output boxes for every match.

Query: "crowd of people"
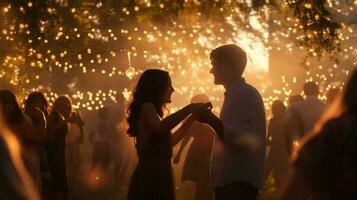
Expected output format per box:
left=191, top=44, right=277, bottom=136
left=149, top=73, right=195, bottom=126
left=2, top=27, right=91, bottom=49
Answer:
left=0, top=91, right=135, bottom=200
left=0, top=92, right=82, bottom=200
left=0, top=44, right=356, bottom=200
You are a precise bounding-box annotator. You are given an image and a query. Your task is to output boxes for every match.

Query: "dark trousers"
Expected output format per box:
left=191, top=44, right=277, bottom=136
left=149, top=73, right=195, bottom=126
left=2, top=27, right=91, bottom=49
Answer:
left=215, top=181, right=258, bottom=200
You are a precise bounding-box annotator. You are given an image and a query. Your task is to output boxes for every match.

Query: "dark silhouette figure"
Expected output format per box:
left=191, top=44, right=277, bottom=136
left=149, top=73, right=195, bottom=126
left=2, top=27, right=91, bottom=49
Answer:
left=173, top=94, right=214, bottom=200
left=0, top=90, right=46, bottom=194
left=0, top=109, right=40, bottom=200
left=47, top=96, right=83, bottom=200
left=127, top=69, right=211, bottom=200
left=24, top=92, right=52, bottom=200
left=109, top=96, right=137, bottom=189
left=266, top=100, right=289, bottom=193
left=285, top=94, right=304, bottom=155
left=89, top=107, right=116, bottom=185
left=281, top=69, right=357, bottom=200
left=284, top=82, right=327, bottom=156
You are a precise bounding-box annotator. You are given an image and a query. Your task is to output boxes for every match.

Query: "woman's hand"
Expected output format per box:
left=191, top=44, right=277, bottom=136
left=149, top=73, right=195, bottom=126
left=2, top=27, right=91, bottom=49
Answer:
left=188, top=102, right=212, bottom=114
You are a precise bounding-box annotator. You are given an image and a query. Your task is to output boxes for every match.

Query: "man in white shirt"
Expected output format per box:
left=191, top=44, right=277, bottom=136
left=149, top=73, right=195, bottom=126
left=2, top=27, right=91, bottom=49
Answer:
left=285, top=82, right=327, bottom=146
left=195, top=44, right=266, bottom=200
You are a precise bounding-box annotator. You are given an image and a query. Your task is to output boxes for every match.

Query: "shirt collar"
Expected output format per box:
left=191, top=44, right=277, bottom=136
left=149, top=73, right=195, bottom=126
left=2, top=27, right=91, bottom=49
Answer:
left=224, top=77, right=246, bottom=96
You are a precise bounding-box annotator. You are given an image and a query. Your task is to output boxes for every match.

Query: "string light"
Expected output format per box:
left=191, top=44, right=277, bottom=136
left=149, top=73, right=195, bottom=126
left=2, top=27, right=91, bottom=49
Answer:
left=0, top=1, right=356, bottom=112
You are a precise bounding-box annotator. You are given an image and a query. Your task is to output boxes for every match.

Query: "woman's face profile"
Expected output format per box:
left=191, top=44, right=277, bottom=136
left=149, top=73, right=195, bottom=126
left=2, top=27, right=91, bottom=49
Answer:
left=163, top=77, right=174, bottom=104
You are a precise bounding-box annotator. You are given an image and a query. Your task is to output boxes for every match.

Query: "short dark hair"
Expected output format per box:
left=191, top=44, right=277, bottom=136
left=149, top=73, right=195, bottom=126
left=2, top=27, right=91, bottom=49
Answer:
left=303, top=82, right=319, bottom=96
left=272, top=100, right=286, bottom=117
left=210, top=44, right=247, bottom=76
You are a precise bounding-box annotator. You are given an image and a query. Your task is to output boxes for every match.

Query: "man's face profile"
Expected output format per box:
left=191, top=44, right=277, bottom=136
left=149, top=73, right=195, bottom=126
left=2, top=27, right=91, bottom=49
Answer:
left=210, top=59, right=230, bottom=85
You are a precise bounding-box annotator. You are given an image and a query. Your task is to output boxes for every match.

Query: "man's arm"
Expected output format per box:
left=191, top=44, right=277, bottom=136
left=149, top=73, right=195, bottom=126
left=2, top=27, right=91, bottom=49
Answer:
left=199, top=111, right=224, bottom=141
left=198, top=98, right=261, bottom=150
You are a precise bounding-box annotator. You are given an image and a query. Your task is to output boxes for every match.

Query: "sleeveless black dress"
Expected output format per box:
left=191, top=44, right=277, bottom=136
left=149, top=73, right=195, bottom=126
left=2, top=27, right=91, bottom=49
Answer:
left=128, top=131, right=174, bottom=200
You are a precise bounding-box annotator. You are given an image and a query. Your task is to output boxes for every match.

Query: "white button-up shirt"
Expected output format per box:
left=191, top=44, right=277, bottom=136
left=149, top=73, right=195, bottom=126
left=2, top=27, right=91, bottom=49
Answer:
left=285, top=96, right=327, bottom=137
left=211, top=78, right=266, bottom=190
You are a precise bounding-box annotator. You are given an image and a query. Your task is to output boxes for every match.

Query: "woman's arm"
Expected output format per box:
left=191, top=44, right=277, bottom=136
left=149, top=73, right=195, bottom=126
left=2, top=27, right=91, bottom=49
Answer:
left=142, top=102, right=208, bottom=134
left=171, top=115, right=194, bottom=146
left=280, top=168, right=310, bottom=200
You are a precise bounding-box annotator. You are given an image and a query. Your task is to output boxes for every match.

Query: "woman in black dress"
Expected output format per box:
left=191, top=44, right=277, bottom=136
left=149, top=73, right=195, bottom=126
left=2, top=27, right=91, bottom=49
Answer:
left=127, top=69, right=211, bottom=200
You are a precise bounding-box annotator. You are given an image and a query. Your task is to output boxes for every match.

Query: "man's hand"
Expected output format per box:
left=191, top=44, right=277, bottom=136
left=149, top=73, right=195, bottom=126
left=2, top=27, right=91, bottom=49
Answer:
left=188, top=102, right=213, bottom=114
left=193, top=110, right=214, bottom=124
left=193, top=110, right=224, bottom=140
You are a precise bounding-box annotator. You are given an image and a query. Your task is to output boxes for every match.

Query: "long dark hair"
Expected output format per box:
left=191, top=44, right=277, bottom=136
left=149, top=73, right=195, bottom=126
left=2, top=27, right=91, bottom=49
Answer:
left=342, top=69, right=357, bottom=114
left=24, top=92, right=49, bottom=116
left=127, top=69, right=170, bottom=137
left=0, top=90, right=24, bottom=125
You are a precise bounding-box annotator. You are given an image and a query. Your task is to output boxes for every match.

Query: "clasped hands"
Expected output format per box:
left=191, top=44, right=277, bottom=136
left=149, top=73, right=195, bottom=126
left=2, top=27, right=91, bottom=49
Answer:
left=188, top=102, right=215, bottom=124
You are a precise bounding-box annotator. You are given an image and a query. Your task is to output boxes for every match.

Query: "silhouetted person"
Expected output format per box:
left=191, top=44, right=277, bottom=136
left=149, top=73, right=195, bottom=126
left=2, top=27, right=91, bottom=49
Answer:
left=173, top=94, right=214, bottom=200
left=66, top=120, right=84, bottom=198
left=0, top=108, right=40, bottom=200
left=24, top=92, right=52, bottom=200
left=326, top=88, right=340, bottom=105
left=47, top=96, right=83, bottom=200
left=194, top=44, right=266, bottom=200
left=266, top=100, right=289, bottom=193
left=0, top=90, right=46, bottom=194
left=110, top=96, right=137, bottom=189
left=281, top=69, right=357, bottom=200
left=127, top=69, right=211, bottom=200
left=89, top=107, right=116, bottom=184
left=288, top=95, right=304, bottom=105
left=285, top=82, right=327, bottom=152
left=284, top=94, right=304, bottom=155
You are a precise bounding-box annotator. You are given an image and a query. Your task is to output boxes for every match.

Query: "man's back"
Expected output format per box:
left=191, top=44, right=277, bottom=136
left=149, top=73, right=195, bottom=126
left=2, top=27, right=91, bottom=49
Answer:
left=287, top=97, right=327, bottom=136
